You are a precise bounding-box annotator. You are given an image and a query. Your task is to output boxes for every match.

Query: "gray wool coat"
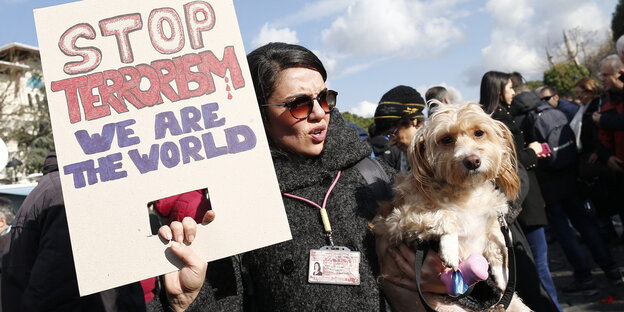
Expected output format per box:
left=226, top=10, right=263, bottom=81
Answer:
left=149, top=110, right=395, bottom=312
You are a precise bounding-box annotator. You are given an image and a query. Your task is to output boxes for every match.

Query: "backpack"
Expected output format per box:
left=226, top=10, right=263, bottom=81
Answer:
left=525, top=103, right=578, bottom=171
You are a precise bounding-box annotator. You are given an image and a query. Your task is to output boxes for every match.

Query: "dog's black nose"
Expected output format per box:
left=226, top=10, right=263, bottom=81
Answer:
left=463, top=155, right=481, bottom=170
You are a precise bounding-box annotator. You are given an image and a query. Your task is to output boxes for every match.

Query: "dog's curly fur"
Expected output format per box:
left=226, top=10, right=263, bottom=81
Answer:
left=374, top=102, right=531, bottom=311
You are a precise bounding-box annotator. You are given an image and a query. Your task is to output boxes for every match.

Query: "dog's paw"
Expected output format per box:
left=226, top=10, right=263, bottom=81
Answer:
left=439, top=234, right=459, bottom=269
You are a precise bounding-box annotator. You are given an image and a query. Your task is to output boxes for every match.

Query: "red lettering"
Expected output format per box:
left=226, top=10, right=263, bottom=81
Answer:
left=118, top=66, right=145, bottom=109
left=99, top=70, right=129, bottom=114
left=136, top=64, right=165, bottom=107
left=51, top=76, right=88, bottom=123
left=198, top=46, right=244, bottom=90
left=174, top=53, right=210, bottom=98
left=79, top=73, right=110, bottom=121
left=151, top=59, right=181, bottom=102
left=51, top=47, right=245, bottom=123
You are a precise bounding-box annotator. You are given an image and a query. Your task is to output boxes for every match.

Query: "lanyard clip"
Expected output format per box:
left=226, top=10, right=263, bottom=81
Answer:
left=497, top=210, right=508, bottom=230
left=326, top=231, right=335, bottom=247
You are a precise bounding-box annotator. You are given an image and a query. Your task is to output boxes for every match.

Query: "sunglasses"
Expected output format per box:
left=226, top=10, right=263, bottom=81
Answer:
left=540, top=95, right=555, bottom=102
left=384, top=118, right=422, bottom=138
left=262, top=89, right=337, bottom=119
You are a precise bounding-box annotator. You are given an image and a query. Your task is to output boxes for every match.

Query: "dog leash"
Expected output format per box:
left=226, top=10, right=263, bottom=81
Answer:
left=412, top=212, right=516, bottom=312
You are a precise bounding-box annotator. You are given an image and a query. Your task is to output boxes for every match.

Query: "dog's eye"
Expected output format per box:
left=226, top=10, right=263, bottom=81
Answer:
left=474, top=130, right=485, bottom=137
left=440, top=136, right=454, bottom=145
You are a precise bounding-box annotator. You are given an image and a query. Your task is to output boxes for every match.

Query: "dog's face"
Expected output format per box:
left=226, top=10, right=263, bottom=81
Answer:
left=410, top=102, right=519, bottom=200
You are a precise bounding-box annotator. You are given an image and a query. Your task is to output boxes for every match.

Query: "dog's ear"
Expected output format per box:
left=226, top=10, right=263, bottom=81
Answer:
left=408, top=129, right=436, bottom=202
left=494, top=120, right=520, bottom=201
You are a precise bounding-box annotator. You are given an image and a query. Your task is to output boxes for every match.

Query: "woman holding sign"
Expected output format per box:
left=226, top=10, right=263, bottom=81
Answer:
left=150, top=43, right=432, bottom=312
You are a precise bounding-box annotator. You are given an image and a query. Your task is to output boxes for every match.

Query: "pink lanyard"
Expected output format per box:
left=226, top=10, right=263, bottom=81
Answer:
left=283, top=170, right=342, bottom=246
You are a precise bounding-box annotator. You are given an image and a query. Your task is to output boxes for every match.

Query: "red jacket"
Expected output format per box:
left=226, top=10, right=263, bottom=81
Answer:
left=598, top=93, right=624, bottom=161
left=155, top=189, right=211, bottom=224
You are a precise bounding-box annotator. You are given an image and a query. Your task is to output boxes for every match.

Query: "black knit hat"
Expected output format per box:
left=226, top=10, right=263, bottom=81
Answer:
left=374, top=85, right=425, bottom=133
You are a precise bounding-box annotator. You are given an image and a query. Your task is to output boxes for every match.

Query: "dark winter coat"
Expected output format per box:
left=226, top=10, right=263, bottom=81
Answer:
left=598, top=91, right=624, bottom=162
left=151, top=111, right=395, bottom=312
left=557, top=98, right=580, bottom=122
left=499, top=93, right=547, bottom=228
left=1, top=153, right=145, bottom=311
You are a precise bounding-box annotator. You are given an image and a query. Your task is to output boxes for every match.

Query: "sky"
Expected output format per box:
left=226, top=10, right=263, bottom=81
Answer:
left=0, top=0, right=618, bottom=117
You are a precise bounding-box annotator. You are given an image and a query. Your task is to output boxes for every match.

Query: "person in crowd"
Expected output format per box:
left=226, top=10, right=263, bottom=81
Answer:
left=372, top=85, right=426, bottom=172
left=539, top=86, right=579, bottom=122
left=480, top=71, right=560, bottom=311
left=525, top=67, right=624, bottom=295
left=508, top=71, right=562, bottom=311
left=147, top=42, right=421, bottom=312
left=0, top=198, right=13, bottom=244
left=1, top=153, right=145, bottom=311
left=594, top=55, right=624, bottom=241
left=424, top=86, right=452, bottom=116
left=424, top=86, right=451, bottom=105
left=573, top=77, right=621, bottom=241
left=594, top=55, right=624, bottom=168
left=616, top=35, right=624, bottom=64
left=0, top=197, right=14, bottom=307
left=368, top=124, right=402, bottom=168
left=346, top=122, right=369, bottom=142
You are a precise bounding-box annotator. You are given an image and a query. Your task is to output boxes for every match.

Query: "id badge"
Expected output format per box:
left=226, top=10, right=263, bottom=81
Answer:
left=308, top=246, right=360, bottom=285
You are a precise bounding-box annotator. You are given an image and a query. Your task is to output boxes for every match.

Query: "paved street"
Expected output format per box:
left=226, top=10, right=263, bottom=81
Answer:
left=548, top=234, right=624, bottom=311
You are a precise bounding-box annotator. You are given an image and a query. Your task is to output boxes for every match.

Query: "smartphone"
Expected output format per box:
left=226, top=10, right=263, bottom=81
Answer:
left=538, top=143, right=551, bottom=157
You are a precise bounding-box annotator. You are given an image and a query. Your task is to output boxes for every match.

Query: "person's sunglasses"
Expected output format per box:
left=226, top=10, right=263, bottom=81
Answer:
left=540, top=95, right=554, bottom=102
left=262, top=89, right=337, bottom=120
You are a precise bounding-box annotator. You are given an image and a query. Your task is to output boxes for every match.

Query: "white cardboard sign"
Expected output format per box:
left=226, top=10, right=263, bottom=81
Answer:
left=34, top=0, right=291, bottom=296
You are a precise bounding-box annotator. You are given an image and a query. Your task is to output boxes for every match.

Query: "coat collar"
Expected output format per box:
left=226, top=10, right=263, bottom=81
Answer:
left=271, top=110, right=372, bottom=193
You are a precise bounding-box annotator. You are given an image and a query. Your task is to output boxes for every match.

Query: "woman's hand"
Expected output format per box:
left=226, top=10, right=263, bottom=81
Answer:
left=159, top=211, right=215, bottom=312
left=592, top=112, right=601, bottom=126
left=608, top=156, right=624, bottom=173
left=527, top=141, right=543, bottom=156
left=384, top=244, right=446, bottom=294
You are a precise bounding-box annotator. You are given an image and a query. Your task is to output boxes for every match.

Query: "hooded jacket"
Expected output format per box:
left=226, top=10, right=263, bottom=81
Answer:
left=149, top=111, right=395, bottom=312
left=504, top=92, right=547, bottom=228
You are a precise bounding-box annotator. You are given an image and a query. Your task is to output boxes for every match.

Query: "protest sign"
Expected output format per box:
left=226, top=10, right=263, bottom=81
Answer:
left=34, top=0, right=291, bottom=295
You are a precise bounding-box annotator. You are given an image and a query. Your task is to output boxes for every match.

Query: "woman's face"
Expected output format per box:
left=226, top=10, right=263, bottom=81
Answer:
left=501, top=79, right=515, bottom=105
left=575, top=87, right=593, bottom=105
left=264, top=67, right=330, bottom=157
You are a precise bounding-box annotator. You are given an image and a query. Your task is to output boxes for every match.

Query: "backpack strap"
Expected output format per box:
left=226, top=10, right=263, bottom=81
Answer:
left=354, top=157, right=393, bottom=219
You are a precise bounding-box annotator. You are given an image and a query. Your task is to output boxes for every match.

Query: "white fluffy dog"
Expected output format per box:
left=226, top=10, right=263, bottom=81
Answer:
left=374, top=102, right=530, bottom=311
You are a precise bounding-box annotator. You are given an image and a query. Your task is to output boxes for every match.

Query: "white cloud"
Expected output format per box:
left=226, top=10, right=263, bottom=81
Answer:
left=349, top=100, right=377, bottom=117
left=272, top=0, right=355, bottom=28
left=320, top=0, right=464, bottom=58
left=251, top=23, right=299, bottom=48
left=471, top=0, right=611, bottom=84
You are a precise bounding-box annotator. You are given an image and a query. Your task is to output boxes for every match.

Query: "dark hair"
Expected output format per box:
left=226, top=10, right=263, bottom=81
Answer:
left=509, top=72, right=530, bottom=93
left=0, top=197, right=14, bottom=225
left=246, top=42, right=327, bottom=119
left=479, top=71, right=511, bottom=114
left=425, top=86, right=448, bottom=103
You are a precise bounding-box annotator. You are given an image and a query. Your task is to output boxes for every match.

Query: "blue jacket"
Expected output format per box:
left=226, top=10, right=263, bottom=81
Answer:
left=557, top=99, right=579, bottom=122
